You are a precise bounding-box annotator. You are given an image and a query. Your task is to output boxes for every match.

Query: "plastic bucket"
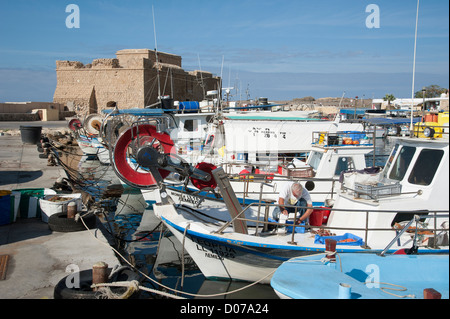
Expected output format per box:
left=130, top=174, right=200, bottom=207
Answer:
left=10, top=191, right=21, bottom=223
left=309, top=210, right=324, bottom=226
left=39, top=194, right=82, bottom=223
left=20, top=126, right=42, bottom=144
left=0, top=190, right=12, bottom=226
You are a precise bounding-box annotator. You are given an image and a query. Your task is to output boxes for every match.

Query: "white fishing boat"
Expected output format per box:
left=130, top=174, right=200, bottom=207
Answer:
left=198, top=111, right=365, bottom=174
left=68, top=114, right=108, bottom=160
left=154, top=135, right=449, bottom=283
left=104, top=105, right=367, bottom=209
left=163, top=130, right=376, bottom=210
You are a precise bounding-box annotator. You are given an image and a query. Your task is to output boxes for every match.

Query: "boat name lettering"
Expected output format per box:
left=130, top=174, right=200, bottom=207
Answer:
left=189, top=236, right=236, bottom=259
left=170, top=191, right=202, bottom=206
left=248, top=127, right=281, bottom=139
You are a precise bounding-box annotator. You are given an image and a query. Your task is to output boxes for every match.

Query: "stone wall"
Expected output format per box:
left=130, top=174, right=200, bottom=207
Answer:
left=53, top=49, right=220, bottom=116
left=0, top=102, right=65, bottom=113
left=0, top=113, right=40, bottom=121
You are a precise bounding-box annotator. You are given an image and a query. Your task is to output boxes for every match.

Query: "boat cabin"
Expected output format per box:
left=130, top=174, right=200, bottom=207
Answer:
left=328, top=136, right=449, bottom=249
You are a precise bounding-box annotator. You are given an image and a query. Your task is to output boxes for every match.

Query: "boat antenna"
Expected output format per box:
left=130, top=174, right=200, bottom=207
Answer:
left=338, top=91, right=346, bottom=108
left=198, top=53, right=206, bottom=100
left=218, top=55, right=224, bottom=112
left=334, top=91, right=346, bottom=121
left=410, top=0, right=420, bottom=132
left=152, top=5, right=162, bottom=105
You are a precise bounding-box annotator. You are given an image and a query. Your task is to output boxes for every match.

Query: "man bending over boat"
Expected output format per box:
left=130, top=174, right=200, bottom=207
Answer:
left=272, top=182, right=313, bottom=229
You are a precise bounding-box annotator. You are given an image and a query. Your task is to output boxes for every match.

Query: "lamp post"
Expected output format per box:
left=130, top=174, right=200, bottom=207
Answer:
left=354, top=96, right=358, bottom=119
left=410, top=0, right=420, bottom=132
left=422, top=87, right=426, bottom=118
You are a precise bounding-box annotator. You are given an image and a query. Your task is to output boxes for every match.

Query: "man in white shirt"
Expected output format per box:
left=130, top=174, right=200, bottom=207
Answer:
left=272, top=181, right=314, bottom=225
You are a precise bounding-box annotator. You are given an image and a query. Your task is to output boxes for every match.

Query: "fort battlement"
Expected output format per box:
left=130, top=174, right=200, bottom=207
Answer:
left=56, top=59, right=121, bottom=69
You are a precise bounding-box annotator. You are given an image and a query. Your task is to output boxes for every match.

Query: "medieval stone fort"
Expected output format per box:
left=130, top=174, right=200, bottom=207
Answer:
left=53, top=49, right=221, bottom=115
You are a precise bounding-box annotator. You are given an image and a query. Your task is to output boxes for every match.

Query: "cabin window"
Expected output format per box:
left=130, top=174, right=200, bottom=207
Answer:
left=183, top=119, right=198, bottom=132
left=389, top=146, right=416, bottom=181
left=381, top=143, right=399, bottom=181
left=334, top=157, right=355, bottom=176
left=408, top=149, right=444, bottom=186
left=308, top=152, right=323, bottom=171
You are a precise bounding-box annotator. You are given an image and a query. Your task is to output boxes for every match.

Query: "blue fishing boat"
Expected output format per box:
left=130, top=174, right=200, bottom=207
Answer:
left=270, top=252, right=449, bottom=299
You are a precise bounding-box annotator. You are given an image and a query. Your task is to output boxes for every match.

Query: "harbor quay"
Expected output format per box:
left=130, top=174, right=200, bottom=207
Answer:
left=0, top=121, right=121, bottom=299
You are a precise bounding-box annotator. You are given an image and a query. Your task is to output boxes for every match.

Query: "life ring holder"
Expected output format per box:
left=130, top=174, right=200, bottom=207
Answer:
left=112, top=124, right=174, bottom=189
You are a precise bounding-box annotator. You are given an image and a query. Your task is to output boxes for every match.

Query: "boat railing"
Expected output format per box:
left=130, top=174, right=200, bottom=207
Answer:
left=214, top=201, right=449, bottom=250
left=379, top=214, right=450, bottom=256
left=340, top=183, right=423, bottom=202
left=227, top=174, right=339, bottom=204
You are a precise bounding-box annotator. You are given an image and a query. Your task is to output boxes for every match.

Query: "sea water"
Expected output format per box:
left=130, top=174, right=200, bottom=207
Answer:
left=73, top=138, right=395, bottom=299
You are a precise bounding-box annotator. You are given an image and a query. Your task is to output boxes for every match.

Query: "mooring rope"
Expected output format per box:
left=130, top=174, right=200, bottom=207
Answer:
left=78, top=214, right=323, bottom=299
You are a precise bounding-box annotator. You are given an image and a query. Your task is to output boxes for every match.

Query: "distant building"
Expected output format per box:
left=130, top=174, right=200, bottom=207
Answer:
left=53, top=49, right=220, bottom=115
left=372, top=94, right=449, bottom=111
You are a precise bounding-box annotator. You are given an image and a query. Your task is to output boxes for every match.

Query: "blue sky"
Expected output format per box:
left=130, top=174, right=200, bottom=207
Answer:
left=0, top=0, right=448, bottom=102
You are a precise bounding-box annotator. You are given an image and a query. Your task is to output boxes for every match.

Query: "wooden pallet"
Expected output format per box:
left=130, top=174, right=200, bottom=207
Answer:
left=0, top=255, right=9, bottom=280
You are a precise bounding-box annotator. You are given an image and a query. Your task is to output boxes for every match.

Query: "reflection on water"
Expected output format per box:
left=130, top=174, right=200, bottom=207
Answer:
left=71, top=138, right=395, bottom=299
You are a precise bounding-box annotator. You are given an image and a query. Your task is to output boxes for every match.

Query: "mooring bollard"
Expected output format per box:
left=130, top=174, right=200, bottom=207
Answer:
left=67, top=202, right=77, bottom=219
left=325, top=238, right=337, bottom=262
left=92, top=262, right=108, bottom=291
left=423, top=288, right=442, bottom=299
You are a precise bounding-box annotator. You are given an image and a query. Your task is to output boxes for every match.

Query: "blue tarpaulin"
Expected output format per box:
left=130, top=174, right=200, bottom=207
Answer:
left=102, top=108, right=167, bottom=116
left=362, top=117, right=422, bottom=125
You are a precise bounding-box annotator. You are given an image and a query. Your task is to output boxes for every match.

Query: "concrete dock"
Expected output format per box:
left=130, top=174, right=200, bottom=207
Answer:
left=0, top=121, right=121, bottom=299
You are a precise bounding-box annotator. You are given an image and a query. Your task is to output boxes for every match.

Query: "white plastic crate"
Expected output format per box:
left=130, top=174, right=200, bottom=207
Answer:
left=354, top=182, right=402, bottom=200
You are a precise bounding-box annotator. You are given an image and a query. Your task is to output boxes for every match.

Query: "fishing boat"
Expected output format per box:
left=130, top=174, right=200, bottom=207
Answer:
left=270, top=252, right=449, bottom=299
left=102, top=108, right=448, bottom=282
left=103, top=104, right=367, bottom=209
left=270, top=211, right=449, bottom=299
left=101, top=105, right=447, bottom=283
left=144, top=115, right=368, bottom=209
left=153, top=134, right=449, bottom=283
left=163, top=130, right=376, bottom=210
left=68, top=114, right=107, bottom=160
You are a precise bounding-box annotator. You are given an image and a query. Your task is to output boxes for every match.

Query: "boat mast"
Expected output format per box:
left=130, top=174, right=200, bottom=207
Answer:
left=410, top=0, right=420, bottom=131
left=152, top=5, right=162, bottom=105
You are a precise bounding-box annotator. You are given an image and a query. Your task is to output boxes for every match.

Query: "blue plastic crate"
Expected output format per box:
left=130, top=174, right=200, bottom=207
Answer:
left=342, top=131, right=366, bottom=140
left=286, top=220, right=306, bottom=234
left=314, top=233, right=363, bottom=246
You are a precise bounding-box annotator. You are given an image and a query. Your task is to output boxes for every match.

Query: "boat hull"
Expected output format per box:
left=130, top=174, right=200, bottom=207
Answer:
left=271, top=253, right=449, bottom=299
left=163, top=218, right=320, bottom=283
left=156, top=203, right=448, bottom=284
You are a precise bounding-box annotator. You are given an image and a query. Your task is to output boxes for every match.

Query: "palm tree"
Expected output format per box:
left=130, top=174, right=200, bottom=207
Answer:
left=383, top=94, right=396, bottom=110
